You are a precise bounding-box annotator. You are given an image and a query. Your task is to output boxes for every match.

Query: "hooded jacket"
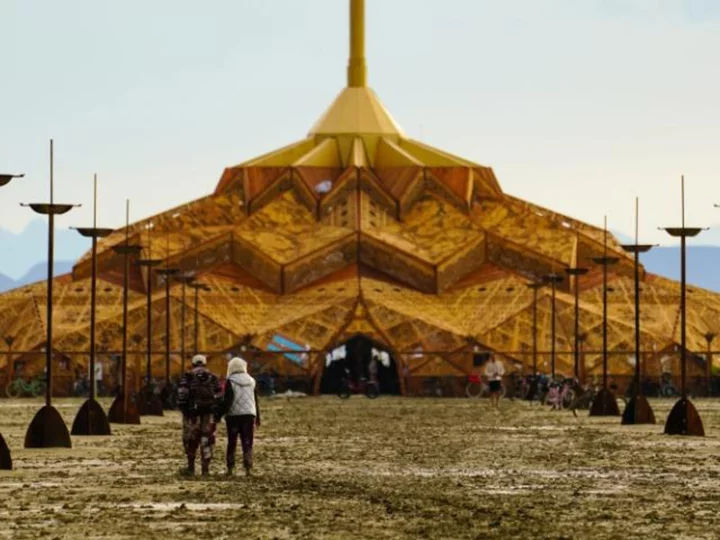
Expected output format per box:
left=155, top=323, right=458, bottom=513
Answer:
left=219, top=357, right=260, bottom=420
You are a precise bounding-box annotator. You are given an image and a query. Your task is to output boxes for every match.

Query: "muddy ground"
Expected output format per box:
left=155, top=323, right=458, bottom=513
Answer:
left=1, top=396, right=720, bottom=539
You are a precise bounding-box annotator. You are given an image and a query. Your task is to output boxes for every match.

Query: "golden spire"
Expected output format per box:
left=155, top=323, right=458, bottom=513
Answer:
left=347, top=0, right=367, bottom=87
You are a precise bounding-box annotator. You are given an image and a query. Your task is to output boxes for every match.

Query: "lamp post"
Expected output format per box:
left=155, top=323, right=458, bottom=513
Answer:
left=0, top=173, right=21, bottom=470
left=22, top=140, right=80, bottom=448
left=71, top=175, right=114, bottom=436
left=704, top=333, right=716, bottom=398
left=108, top=201, right=142, bottom=424
left=589, top=216, right=620, bottom=417
left=136, top=224, right=163, bottom=416
left=156, top=265, right=179, bottom=409
left=621, top=198, right=656, bottom=425
left=578, top=333, right=588, bottom=383
left=525, top=281, right=544, bottom=401
left=565, top=267, right=588, bottom=381
left=174, top=274, right=196, bottom=374
left=663, top=176, right=705, bottom=436
left=189, top=282, right=211, bottom=355
left=543, top=273, right=564, bottom=379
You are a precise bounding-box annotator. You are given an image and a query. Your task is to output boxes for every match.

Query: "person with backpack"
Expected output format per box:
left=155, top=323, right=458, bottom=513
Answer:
left=177, top=355, right=222, bottom=476
left=216, top=357, right=261, bottom=476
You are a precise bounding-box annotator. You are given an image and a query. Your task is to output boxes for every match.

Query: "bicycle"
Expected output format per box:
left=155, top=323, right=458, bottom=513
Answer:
left=545, top=378, right=575, bottom=410
left=6, top=376, right=46, bottom=398
left=338, top=376, right=379, bottom=399
left=466, top=374, right=506, bottom=399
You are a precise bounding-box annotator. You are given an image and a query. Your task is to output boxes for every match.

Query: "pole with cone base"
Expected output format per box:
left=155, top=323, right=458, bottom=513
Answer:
left=525, top=281, right=544, bottom=401
left=136, top=224, right=164, bottom=416
left=108, top=201, right=142, bottom=424
left=621, top=198, right=656, bottom=425
left=156, top=266, right=179, bottom=409
left=543, top=273, right=564, bottom=380
left=565, top=266, right=588, bottom=381
left=704, top=333, right=716, bottom=398
left=22, top=140, right=79, bottom=448
left=589, top=217, right=620, bottom=417
left=174, top=274, right=196, bottom=374
left=663, top=176, right=705, bottom=436
left=71, top=175, right=113, bottom=436
left=0, top=173, right=22, bottom=469
left=189, top=282, right=211, bottom=355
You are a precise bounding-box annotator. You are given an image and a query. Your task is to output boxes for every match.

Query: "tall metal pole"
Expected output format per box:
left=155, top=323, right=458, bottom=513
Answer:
left=108, top=201, right=141, bottom=424
left=181, top=281, right=187, bottom=370
left=589, top=217, right=620, bottom=417
left=620, top=198, right=655, bottom=425
left=71, top=175, right=113, bottom=436
left=175, top=274, right=196, bottom=373
left=89, top=178, right=99, bottom=400
left=189, top=282, right=209, bottom=355
left=705, top=333, right=716, bottom=397
left=22, top=139, right=78, bottom=448
left=525, top=281, right=543, bottom=401
left=0, top=172, right=22, bottom=470
left=136, top=226, right=163, bottom=416
left=565, top=267, right=588, bottom=380
left=194, top=285, right=200, bottom=355
left=543, top=274, right=564, bottom=379
left=156, top=263, right=178, bottom=409
left=662, top=175, right=705, bottom=435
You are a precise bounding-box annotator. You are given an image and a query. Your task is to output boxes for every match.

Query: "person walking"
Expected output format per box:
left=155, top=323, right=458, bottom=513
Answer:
left=177, top=354, right=222, bottom=476
left=484, top=354, right=505, bottom=409
left=217, top=357, right=261, bottom=476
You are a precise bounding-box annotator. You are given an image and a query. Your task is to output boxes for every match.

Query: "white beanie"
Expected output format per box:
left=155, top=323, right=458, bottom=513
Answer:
left=191, top=354, right=207, bottom=366
left=227, top=357, right=247, bottom=376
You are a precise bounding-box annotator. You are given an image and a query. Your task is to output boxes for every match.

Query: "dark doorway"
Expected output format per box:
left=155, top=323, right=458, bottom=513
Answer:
left=320, top=335, right=400, bottom=395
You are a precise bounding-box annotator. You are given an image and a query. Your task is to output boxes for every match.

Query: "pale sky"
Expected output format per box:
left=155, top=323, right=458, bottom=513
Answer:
left=2, top=0, right=720, bottom=245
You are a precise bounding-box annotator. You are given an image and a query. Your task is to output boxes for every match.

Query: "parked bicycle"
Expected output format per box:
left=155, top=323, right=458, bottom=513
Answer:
left=466, top=374, right=506, bottom=399
left=338, top=371, right=379, bottom=399
left=545, top=377, right=576, bottom=410
left=658, top=372, right=679, bottom=398
left=6, top=376, right=46, bottom=398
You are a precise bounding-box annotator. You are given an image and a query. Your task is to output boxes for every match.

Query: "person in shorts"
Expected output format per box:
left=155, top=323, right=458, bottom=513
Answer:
left=484, top=354, right=505, bottom=409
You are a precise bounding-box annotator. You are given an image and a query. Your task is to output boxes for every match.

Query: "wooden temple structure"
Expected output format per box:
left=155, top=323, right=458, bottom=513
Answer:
left=1, top=0, right=719, bottom=396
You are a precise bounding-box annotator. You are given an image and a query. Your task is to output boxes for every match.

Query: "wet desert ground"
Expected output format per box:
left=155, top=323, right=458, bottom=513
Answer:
left=2, top=396, right=720, bottom=539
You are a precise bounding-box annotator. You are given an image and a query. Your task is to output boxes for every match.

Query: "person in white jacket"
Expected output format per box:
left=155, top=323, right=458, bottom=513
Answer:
left=216, top=357, right=261, bottom=476
left=483, top=354, right=505, bottom=409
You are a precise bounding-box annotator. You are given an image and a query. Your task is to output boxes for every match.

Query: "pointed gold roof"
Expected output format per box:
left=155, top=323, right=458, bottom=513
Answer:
left=309, top=87, right=404, bottom=138
left=309, top=0, right=403, bottom=139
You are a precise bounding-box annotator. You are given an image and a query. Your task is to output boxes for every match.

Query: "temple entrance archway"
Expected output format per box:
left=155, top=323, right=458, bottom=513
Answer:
left=320, top=335, right=400, bottom=396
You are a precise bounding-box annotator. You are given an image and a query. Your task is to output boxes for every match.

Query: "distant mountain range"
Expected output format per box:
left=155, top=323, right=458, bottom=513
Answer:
left=0, top=261, right=76, bottom=292
left=0, top=221, right=719, bottom=293
left=0, top=219, right=89, bottom=280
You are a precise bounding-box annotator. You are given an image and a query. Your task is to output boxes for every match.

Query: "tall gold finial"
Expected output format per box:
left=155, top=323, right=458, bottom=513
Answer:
left=348, top=0, right=367, bottom=87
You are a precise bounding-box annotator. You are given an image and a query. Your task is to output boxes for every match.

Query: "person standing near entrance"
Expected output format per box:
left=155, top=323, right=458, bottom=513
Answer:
left=216, top=357, right=261, bottom=476
left=484, top=354, right=505, bottom=409
left=177, top=355, right=222, bottom=476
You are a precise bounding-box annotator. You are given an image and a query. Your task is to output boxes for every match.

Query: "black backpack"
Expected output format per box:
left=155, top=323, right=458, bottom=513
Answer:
left=192, top=372, right=216, bottom=410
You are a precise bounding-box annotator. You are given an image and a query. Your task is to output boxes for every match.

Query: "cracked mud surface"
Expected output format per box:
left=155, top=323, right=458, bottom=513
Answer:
left=1, top=397, right=720, bottom=539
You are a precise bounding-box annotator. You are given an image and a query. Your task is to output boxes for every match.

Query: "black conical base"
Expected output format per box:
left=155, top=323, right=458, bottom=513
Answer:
left=108, top=393, right=141, bottom=425
left=0, top=433, right=11, bottom=470
left=589, top=388, right=620, bottom=416
left=24, top=405, right=72, bottom=448
left=621, top=395, right=656, bottom=425
left=71, top=398, right=112, bottom=436
left=137, top=387, right=164, bottom=416
left=664, top=398, right=704, bottom=436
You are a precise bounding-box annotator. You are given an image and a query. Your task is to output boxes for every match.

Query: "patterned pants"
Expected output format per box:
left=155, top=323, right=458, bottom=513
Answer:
left=226, top=415, right=255, bottom=470
left=183, top=413, right=216, bottom=462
